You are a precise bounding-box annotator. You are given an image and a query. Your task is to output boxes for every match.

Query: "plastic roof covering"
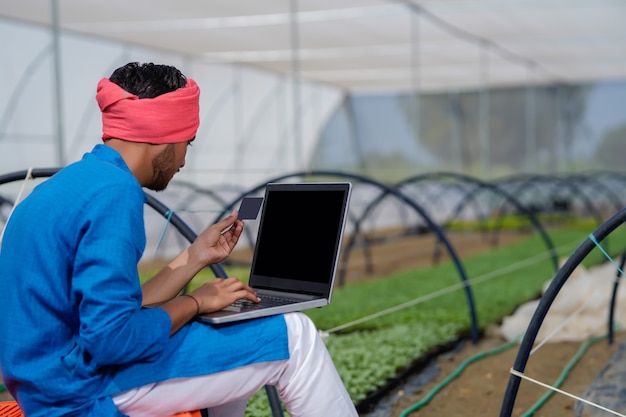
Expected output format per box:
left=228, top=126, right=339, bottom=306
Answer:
left=1, top=0, right=625, bottom=93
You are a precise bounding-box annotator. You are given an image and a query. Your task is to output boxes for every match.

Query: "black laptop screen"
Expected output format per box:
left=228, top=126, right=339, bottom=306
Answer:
left=249, top=183, right=349, bottom=293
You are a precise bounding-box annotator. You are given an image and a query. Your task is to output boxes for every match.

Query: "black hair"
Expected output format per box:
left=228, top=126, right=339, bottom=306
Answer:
left=108, top=62, right=187, bottom=98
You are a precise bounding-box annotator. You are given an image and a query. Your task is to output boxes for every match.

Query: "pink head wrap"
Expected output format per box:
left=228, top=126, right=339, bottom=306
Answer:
left=96, top=78, right=200, bottom=144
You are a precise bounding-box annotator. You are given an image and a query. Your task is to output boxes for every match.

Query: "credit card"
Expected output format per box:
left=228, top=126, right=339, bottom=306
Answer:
left=237, top=197, right=263, bottom=220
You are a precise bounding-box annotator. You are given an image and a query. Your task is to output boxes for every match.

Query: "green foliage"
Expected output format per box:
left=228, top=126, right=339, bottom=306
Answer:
left=324, top=322, right=461, bottom=401
left=445, top=215, right=599, bottom=232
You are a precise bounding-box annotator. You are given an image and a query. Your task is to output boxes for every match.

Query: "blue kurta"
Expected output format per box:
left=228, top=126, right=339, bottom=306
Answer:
left=0, top=145, right=288, bottom=417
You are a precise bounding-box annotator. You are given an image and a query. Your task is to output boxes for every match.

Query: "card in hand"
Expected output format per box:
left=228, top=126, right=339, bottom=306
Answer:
left=237, top=197, right=264, bottom=220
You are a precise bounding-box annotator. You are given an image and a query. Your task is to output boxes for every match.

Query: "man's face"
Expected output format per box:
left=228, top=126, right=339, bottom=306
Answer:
left=147, top=142, right=189, bottom=191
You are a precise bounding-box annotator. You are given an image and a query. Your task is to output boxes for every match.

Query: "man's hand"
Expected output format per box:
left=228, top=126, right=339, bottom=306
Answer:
left=191, top=277, right=260, bottom=314
left=189, top=211, right=244, bottom=267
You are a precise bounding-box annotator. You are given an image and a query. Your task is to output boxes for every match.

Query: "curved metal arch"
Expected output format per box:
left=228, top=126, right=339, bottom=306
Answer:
left=0, top=167, right=59, bottom=186
left=358, top=176, right=491, bottom=270
left=495, top=173, right=609, bottom=252
left=455, top=178, right=556, bottom=257
left=396, top=177, right=492, bottom=234
left=446, top=182, right=520, bottom=249
left=608, top=251, right=625, bottom=345
left=0, top=193, right=13, bottom=210
left=567, top=173, right=626, bottom=213
left=499, top=207, right=626, bottom=417
left=0, top=167, right=284, bottom=417
left=396, top=174, right=492, bottom=227
left=495, top=173, right=558, bottom=204
left=495, top=173, right=605, bottom=222
left=338, top=187, right=418, bottom=275
left=396, top=172, right=559, bottom=272
left=583, top=170, right=626, bottom=196
left=209, top=170, right=480, bottom=344
left=394, top=174, right=506, bottom=262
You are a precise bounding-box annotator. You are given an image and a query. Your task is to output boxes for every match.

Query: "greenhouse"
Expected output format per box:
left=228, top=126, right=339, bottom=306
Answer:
left=1, top=1, right=626, bottom=417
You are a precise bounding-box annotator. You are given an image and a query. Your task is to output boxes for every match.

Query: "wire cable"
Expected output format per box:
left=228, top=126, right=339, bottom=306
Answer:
left=520, top=333, right=610, bottom=417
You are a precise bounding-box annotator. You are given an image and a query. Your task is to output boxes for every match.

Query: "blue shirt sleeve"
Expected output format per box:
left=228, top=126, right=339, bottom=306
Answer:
left=71, top=181, right=170, bottom=365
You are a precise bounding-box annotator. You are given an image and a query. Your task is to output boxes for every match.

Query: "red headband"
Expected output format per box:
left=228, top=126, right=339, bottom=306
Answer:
left=96, top=78, right=200, bottom=144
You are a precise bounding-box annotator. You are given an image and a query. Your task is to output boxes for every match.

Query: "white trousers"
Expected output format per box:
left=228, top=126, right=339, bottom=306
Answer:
left=112, top=312, right=358, bottom=417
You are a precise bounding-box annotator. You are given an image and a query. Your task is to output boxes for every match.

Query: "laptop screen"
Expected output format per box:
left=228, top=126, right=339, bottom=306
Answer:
left=248, top=182, right=351, bottom=297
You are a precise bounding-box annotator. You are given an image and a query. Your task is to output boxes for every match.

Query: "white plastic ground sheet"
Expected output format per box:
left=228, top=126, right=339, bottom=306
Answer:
left=499, top=260, right=626, bottom=343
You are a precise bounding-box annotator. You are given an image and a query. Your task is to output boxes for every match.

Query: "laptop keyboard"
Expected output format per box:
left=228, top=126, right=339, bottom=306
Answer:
left=232, top=295, right=299, bottom=311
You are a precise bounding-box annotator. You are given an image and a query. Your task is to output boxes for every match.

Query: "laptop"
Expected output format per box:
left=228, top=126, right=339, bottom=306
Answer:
left=197, top=181, right=352, bottom=324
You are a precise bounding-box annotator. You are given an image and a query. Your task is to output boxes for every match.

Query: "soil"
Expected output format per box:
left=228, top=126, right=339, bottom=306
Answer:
left=3, top=229, right=619, bottom=417
left=370, top=331, right=622, bottom=417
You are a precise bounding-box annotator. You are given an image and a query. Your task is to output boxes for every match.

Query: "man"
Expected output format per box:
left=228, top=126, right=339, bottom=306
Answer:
left=0, top=62, right=358, bottom=417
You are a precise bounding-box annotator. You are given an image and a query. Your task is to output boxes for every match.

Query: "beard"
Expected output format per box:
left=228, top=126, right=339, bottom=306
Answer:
left=147, top=144, right=179, bottom=191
